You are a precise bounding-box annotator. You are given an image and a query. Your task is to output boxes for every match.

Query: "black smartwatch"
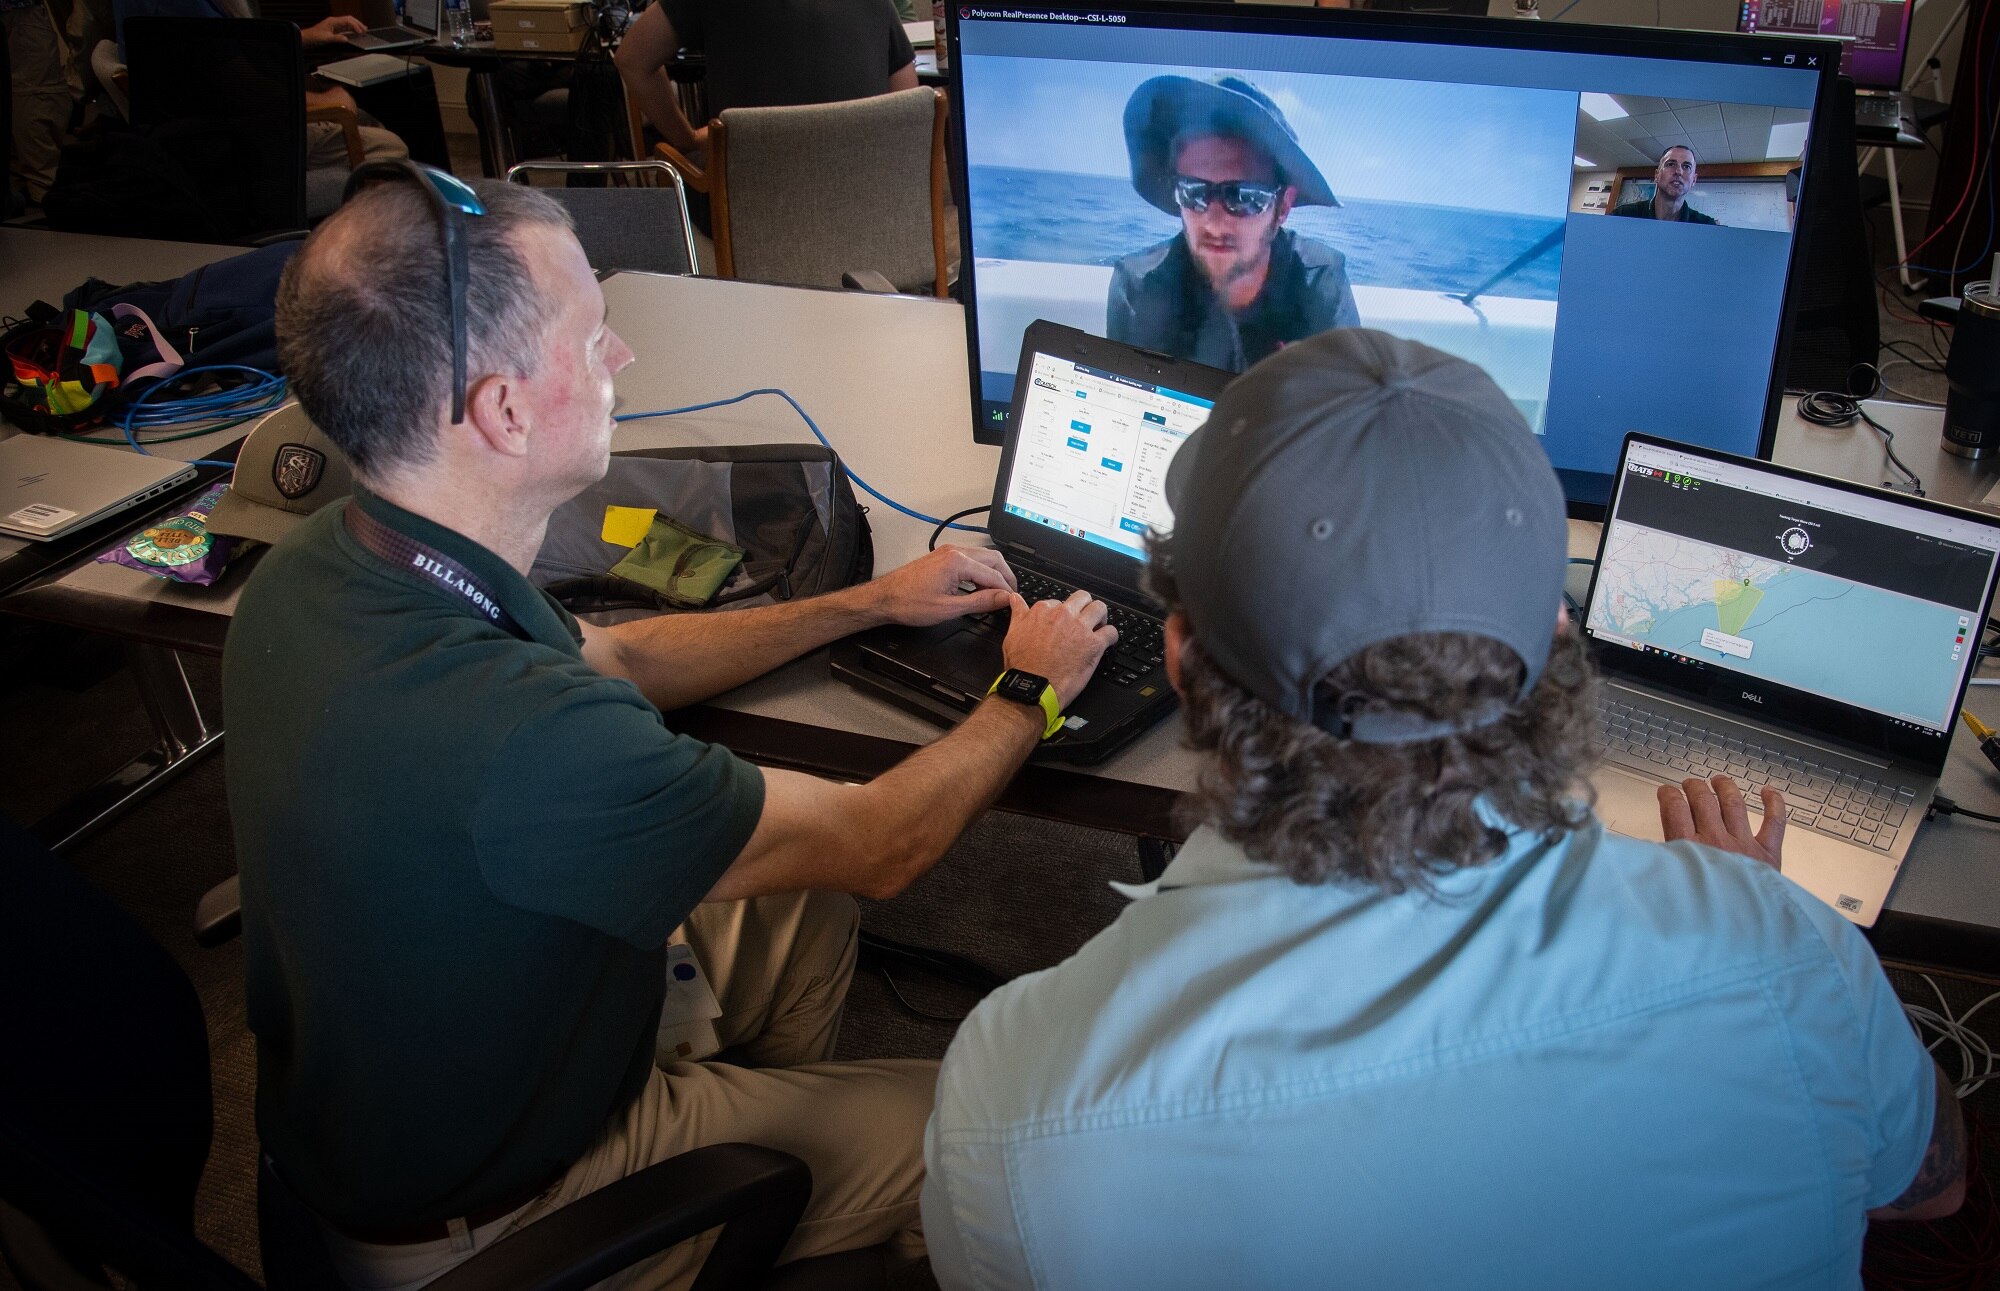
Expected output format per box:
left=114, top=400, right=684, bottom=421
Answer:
left=988, top=668, right=1064, bottom=739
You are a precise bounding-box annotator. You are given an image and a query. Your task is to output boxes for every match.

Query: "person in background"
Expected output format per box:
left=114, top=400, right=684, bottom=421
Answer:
left=1106, top=73, right=1359, bottom=373
left=614, top=0, right=915, bottom=161
left=1611, top=144, right=1720, bottom=224
left=108, top=0, right=407, bottom=169
left=4, top=0, right=75, bottom=205
left=922, top=328, right=1962, bottom=1288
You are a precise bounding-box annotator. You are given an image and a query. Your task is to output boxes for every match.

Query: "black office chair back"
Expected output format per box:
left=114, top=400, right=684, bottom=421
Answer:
left=1782, top=75, right=1880, bottom=396
left=123, top=16, right=308, bottom=238
left=0, top=815, right=259, bottom=1291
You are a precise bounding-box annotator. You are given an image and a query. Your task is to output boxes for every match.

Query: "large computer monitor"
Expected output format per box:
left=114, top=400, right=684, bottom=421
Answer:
left=947, top=2, right=1839, bottom=512
left=1737, top=0, right=1913, bottom=91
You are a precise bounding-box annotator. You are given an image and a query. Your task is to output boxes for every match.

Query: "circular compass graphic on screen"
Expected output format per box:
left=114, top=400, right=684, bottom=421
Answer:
left=1778, top=526, right=1813, bottom=557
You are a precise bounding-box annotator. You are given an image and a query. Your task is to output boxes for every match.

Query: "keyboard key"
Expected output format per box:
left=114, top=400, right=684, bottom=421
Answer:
left=1872, top=834, right=1896, bottom=852
left=1886, top=805, right=1907, bottom=826
left=1820, top=821, right=1854, bottom=840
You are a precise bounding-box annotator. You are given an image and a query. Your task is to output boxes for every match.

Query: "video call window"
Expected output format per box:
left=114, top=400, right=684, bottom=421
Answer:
left=1570, top=93, right=1811, bottom=233
left=952, top=5, right=1831, bottom=508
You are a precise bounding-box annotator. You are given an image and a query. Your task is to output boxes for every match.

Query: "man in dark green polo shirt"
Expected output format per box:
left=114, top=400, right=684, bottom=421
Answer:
left=224, top=172, right=1116, bottom=1289
left=1609, top=145, right=1721, bottom=225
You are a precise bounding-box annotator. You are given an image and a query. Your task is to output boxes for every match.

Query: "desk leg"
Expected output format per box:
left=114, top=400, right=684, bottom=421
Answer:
left=471, top=69, right=511, bottom=177
left=33, top=645, right=224, bottom=853
left=1885, top=146, right=1915, bottom=292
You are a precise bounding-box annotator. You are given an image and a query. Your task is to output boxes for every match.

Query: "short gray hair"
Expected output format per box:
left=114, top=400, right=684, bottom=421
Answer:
left=1659, top=143, right=1698, bottom=164
left=275, top=181, right=573, bottom=478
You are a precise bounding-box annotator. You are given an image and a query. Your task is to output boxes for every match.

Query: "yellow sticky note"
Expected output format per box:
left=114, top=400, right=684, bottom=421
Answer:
left=602, top=506, right=657, bottom=547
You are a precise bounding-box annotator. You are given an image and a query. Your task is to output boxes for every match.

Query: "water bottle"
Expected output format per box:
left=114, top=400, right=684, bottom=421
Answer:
left=932, top=0, right=947, bottom=72
left=444, top=0, right=471, bottom=48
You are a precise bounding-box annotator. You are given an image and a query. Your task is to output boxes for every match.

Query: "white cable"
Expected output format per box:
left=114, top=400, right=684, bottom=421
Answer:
left=1873, top=359, right=1947, bottom=407
left=1905, top=975, right=2000, bottom=1098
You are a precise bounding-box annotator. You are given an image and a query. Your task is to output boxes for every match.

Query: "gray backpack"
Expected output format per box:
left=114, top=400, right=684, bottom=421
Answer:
left=531, top=445, right=873, bottom=623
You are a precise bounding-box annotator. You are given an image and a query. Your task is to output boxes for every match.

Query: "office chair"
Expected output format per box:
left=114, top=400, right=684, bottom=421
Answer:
left=0, top=813, right=865, bottom=1291
left=1783, top=75, right=1880, bottom=396
left=654, top=87, right=951, bottom=296
left=498, top=160, right=701, bottom=276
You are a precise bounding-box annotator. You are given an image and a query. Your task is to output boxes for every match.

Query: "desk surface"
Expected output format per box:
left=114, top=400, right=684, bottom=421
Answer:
left=6, top=245, right=2000, bottom=965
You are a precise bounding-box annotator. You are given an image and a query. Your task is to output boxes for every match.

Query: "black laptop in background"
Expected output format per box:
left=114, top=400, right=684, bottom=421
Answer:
left=832, top=321, right=1230, bottom=764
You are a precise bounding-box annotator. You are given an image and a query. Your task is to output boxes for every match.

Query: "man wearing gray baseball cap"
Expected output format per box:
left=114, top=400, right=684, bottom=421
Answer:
left=921, top=330, right=1960, bottom=1288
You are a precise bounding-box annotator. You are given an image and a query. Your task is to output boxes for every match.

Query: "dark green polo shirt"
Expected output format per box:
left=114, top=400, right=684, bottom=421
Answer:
left=224, top=486, right=764, bottom=1229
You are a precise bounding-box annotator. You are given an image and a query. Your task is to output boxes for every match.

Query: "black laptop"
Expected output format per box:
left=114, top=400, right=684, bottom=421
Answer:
left=832, top=321, right=1231, bottom=764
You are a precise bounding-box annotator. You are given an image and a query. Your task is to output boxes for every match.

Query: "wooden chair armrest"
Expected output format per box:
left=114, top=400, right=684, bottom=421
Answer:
left=305, top=104, right=366, bottom=169
left=652, top=139, right=709, bottom=193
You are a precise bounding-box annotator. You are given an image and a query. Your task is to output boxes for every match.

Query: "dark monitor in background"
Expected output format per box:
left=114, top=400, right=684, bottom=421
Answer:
left=1737, top=0, right=1913, bottom=91
left=946, top=1, right=1839, bottom=513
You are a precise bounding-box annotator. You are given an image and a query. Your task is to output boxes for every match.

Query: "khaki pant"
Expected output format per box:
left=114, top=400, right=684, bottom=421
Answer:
left=305, top=122, right=408, bottom=171
left=5, top=0, right=74, bottom=201
left=325, top=890, right=936, bottom=1291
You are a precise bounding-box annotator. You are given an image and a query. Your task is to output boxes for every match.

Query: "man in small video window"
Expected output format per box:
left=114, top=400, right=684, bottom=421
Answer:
left=1107, top=74, right=1360, bottom=372
left=1611, top=145, right=1720, bottom=225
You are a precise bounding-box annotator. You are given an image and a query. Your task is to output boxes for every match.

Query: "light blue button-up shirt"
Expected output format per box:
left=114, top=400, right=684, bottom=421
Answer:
left=923, top=818, right=1932, bottom=1290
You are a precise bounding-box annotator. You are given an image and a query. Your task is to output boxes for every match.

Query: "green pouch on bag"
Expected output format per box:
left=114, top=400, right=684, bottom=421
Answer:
left=609, top=514, right=746, bottom=608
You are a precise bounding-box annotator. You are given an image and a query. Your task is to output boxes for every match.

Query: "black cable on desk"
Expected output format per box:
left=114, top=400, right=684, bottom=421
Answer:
left=929, top=505, right=991, bottom=551
left=1796, top=369, right=1926, bottom=497
left=1932, top=794, right=2000, bottom=825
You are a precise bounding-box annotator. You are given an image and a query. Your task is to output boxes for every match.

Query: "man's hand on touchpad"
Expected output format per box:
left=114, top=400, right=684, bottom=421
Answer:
left=1658, top=774, right=1787, bottom=870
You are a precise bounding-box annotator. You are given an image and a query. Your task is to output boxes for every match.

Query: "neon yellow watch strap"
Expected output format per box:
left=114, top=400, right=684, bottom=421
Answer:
left=989, top=672, right=1065, bottom=739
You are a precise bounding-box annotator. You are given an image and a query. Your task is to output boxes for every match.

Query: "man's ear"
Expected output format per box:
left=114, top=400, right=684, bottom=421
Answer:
left=461, top=371, right=530, bottom=460
left=1165, top=611, right=1190, bottom=697
left=1555, top=597, right=1572, bottom=636
left=1275, top=185, right=1297, bottom=225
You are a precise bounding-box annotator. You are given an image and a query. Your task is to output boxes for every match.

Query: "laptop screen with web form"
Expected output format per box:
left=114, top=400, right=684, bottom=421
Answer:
left=999, top=350, right=1212, bottom=565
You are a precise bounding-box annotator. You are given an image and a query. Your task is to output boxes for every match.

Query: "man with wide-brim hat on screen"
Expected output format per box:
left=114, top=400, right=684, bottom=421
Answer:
left=1106, top=73, right=1360, bottom=372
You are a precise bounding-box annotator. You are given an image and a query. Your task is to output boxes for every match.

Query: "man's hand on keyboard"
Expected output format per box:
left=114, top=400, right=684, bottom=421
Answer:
left=1003, top=589, right=1117, bottom=707
left=868, top=546, right=1018, bottom=627
left=1657, top=775, right=1787, bottom=870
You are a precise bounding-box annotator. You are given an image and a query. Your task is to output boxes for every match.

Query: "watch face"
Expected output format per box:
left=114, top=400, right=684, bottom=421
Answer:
left=1000, top=670, right=1046, bottom=702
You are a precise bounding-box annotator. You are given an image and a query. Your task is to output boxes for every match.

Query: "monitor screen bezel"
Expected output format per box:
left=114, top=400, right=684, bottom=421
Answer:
left=1581, top=431, right=2000, bottom=774
left=944, top=1, right=1841, bottom=519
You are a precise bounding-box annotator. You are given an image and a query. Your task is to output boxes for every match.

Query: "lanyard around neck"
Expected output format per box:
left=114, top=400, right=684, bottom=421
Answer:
left=344, top=502, right=529, bottom=641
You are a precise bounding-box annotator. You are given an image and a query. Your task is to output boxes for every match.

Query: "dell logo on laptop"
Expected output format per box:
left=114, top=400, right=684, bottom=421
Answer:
left=1742, top=692, right=1764, bottom=704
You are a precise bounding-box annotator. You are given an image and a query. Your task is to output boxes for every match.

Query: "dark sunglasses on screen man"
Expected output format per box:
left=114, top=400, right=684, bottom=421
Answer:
left=1172, top=176, right=1283, bottom=218
left=340, top=161, right=487, bottom=425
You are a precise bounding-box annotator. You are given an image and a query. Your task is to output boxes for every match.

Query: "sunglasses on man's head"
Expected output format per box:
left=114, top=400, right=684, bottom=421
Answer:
left=1173, top=177, right=1282, bottom=218
left=340, top=161, right=487, bottom=425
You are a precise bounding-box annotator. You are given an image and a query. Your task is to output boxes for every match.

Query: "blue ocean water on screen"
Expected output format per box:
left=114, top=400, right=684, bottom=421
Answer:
left=969, top=166, right=1565, bottom=301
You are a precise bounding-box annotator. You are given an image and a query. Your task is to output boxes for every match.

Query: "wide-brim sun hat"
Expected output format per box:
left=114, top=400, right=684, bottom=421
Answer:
left=1123, top=74, right=1339, bottom=218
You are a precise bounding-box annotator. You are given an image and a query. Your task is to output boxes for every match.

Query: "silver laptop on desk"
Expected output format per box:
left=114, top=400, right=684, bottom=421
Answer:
left=1581, top=434, right=2000, bottom=927
left=0, top=436, right=197, bottom=542
left=346, top=0, right=438, bottom=51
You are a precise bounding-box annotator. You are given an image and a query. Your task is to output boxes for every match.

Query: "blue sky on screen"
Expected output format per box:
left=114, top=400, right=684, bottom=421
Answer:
left=961, top=56, right=1579, bottom=218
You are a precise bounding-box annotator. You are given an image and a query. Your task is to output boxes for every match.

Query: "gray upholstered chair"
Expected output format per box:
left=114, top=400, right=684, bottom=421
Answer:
left=499, top=160, right=701, bottom=276
left=653, top=87, right=949, bottom=297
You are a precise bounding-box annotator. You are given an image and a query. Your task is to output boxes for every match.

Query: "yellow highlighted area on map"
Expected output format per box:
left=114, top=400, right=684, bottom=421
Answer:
left=1714, top=579, right=1764, bottom=637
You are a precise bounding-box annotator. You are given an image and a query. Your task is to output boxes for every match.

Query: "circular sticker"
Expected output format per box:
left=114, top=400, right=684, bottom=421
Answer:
left=126, top=518, right=212, bottom=568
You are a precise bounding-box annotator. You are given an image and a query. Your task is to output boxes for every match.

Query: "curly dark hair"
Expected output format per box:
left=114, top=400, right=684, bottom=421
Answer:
left=1147, top=531, right=1599, bottom=891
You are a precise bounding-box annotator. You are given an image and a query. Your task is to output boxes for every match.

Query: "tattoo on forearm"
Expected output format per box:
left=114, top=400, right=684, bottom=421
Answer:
left=1891, top=1063, right=1966, bottom=1211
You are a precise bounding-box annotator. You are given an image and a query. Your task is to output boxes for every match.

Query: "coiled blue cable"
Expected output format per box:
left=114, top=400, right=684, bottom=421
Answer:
left=614, top=387, right=989, bottom=533
left=118, top=364, right=289, bottom=471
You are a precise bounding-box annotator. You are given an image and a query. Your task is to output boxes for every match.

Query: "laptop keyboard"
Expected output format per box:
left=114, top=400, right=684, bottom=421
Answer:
left=1000, top=569, right=1167, bottom=688
left=1593, top=696, right=1914, bottom=852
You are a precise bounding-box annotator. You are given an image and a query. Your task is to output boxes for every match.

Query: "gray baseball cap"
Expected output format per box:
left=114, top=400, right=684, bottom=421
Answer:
left=1162, top=328, right=1567, bottom=744
left=206, top=403, right=354, bottom=546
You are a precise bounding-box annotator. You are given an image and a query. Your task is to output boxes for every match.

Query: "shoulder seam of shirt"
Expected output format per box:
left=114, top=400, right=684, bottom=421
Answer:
left=934, top=950, right=1826, bottom=1146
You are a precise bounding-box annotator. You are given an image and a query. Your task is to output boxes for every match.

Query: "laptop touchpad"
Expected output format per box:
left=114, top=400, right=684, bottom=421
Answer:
left=931, top=630, right=1003, bottom=693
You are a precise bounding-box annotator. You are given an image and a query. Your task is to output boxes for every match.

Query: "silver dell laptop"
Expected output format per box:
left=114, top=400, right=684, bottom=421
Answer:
left=1581, top=433, right=2000, bottom=926
left=0, top=436, right=197, bottom=542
